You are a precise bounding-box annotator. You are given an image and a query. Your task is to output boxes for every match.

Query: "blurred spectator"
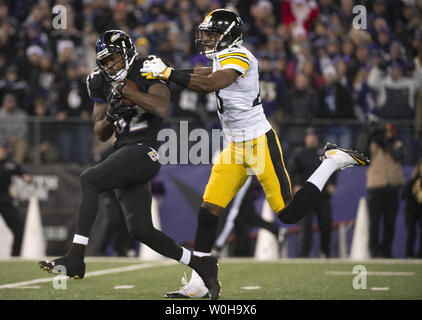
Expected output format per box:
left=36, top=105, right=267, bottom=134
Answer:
left=340, top=38, right=355, bottom=64
left=135, top=36, right=150, bottom=58
left=0, top=65, right=30, bottom=112
left=283, top=72, right=317, bottom=151
left=0, top=19, right=18, bottom=66
left=368, top=62, right=416, bottom=119
left=368, top=60, right=417, bottom=162
left=281, top=0, right=319, bottom=33
left=301, top=58, right=324, bottom=91
left=353, top=67, right=378, bottom=123
left=338, top=0, right=355, bottom=29
left=317, top=64, right=354, bottom=149
left=317, top=0, right=337, bottom=26
left=386, top=41, right=406, bottom=69
left=366, top=121, right=405, bottom=258
left=91, top=0, right=114, bottom=34
left=0, top=93, right=28, bottom=163
left=348, top=44, right=371, bottom=88
left=401, top=157, right=422, bottom=258
left=258, top=55, right=285, bottom=134
left=290, top=127, right=336, bottom=258
left=249, top=0, right=276, bottom=46
left=28, top=98, right=59, bottom=164
left=56, top=63, right=92, bottom=164
left=36, top=54, right=59, bottom=108
left=25, top=44, right=44, bottom=100
left=56, top=39, right=77, bottom=71
left=0, top=144, right=31, bottom=256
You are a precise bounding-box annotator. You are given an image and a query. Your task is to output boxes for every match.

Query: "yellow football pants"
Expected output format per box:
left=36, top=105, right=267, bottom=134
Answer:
left=203, top=129, right=292, bottom=213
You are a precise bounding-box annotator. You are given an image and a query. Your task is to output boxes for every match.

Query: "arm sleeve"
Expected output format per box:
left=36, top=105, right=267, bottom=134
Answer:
left=86, top=70, right=107, bottom=103
left=218, top=52, right=250, bottom=77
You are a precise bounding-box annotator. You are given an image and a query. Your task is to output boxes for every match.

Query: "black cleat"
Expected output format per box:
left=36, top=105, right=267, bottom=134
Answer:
left=38, top=257, right=86, bottom=279
left=192, top=256, right=221, bottom=300
left=320, top=142, right=370, bottom=170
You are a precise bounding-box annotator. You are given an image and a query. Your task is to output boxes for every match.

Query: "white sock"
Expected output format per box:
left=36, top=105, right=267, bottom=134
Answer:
left=179, top=247, right=191, bottom=265
left=306, top=158, right=337, bottom=191
left=73, top=234, right=89, bottom=246
left=190, top=251, right=210, bottom=287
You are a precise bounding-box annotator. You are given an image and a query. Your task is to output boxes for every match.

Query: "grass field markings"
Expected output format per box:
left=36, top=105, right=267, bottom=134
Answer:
left=113, top=285, right=135, bottom=289
left=241, top=286, right=261, bottom=290
left=370, top=287, right=390, bottom=291
left=16, top=286, right=41, bottom=289
left=325, top=271, right=415, bottom=276
left=0, top=260, right=177, bottom=289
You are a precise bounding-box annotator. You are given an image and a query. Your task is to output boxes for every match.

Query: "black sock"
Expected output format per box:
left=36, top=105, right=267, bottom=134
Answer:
left=66, top=243, right=86, bottom=260
left=194, top=207, right=219, bottom=252
left=188, top=254, right=200, bottom=270
left=277, top=182, right=320, bottom=224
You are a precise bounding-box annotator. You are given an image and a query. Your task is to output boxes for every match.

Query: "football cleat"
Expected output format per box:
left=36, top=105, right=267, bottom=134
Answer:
left=38, top=257, right=86, bottom=279
left=164, top=273, right=210, bottom=299
left=320, top=143, right=370, bottom=170
left=192, top=256, right=221, bottom=300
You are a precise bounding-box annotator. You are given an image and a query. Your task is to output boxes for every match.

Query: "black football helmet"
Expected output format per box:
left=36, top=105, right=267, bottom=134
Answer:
left=96, top=29, right=138, bottom=81
left=196, top=9, right=243, bottom=59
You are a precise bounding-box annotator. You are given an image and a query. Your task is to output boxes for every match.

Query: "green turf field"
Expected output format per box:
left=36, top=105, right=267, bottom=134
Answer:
left=0, top=258, right=421, bottom=300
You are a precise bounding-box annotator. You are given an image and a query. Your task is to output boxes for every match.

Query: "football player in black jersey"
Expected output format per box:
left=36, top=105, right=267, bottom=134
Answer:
left=38, top=30, right=220, bottom=300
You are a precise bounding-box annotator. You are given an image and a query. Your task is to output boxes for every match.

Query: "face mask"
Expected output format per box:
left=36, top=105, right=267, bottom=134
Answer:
left=113, top=69, right=128, bottom=82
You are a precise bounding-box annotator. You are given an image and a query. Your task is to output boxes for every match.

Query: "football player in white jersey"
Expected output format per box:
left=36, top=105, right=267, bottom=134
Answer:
left=141, top=9, right=369, bottom=298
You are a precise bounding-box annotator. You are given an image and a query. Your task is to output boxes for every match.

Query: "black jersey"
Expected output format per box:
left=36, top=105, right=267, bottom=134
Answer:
left=86, top=59, right=164, bottom=149
left=0, top=160, right=25, bottom=202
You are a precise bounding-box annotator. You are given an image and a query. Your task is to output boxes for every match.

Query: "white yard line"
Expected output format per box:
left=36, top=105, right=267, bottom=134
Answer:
left=0, top=260, right=177, bottom=289
left=325, top=271, right=415, bottom=276
left=114, top=285, right=135, bottom=289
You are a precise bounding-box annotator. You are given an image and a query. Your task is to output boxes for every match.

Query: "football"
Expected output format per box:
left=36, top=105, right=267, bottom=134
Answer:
left=122, top=79, right=138, bottom=107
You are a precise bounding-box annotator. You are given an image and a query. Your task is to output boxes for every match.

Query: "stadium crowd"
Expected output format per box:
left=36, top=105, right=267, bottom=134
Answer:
left=0, top=0, right=421, bottom=165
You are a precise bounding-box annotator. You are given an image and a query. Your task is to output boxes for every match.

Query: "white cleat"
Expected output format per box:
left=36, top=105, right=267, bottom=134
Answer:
left=164, top=273, right=209, bottom=299
left=320, top=143, right=370, bottom=170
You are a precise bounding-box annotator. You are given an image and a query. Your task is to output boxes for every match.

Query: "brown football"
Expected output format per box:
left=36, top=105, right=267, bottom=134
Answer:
left=123, top=79, right=137, bottom=107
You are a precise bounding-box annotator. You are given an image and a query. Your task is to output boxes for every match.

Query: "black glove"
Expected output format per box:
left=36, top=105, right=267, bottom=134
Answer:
left=112, top=79, right=127, bottom=97
left=106, top=90, right=136, bottom=123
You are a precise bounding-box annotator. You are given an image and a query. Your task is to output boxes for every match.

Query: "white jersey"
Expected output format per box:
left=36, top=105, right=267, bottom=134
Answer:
left=212, top=45, right=271, bottom=142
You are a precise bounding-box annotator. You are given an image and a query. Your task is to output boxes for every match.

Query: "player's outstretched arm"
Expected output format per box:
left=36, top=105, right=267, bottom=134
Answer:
left=192, top=67, right=213, bottom=76
left=122, top=81, right=170, bottom=118
left=181, top=68, right=239, bottom=93
left=141, top=57, right=239, bottom=93
left=93, top=102, right=114, bottom=142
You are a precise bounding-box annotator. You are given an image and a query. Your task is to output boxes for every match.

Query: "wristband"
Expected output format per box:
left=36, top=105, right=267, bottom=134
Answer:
left=168, top=69, right=191, bottom=88
left=179, top=69, right=194, bottom=74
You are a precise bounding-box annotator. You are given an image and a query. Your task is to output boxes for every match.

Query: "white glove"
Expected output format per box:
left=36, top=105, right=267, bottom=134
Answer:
left=140, top=55, right=173, bottom=80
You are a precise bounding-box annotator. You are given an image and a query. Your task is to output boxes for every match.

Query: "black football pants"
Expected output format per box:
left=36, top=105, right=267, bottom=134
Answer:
left=300, top=194, right=332, bottom=257
left=368, top=188, right=400, bottom=258
left=75, top=143, right=183, bottom=260
left=0, top=202, right=24, bottom=256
